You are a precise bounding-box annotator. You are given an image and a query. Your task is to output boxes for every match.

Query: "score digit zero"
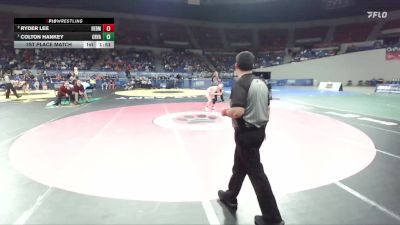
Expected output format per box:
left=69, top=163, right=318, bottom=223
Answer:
left=102, top=24, right=114, bottom=32
left=102, top=32, right=114, bottom=41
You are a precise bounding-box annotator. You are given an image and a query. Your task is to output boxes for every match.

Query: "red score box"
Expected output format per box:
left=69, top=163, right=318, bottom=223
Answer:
left=102, top=24, right=114, bottom=32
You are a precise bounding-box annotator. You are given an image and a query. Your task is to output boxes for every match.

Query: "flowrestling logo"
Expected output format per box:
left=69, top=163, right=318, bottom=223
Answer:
left=367, top=11, right=388, bottom=19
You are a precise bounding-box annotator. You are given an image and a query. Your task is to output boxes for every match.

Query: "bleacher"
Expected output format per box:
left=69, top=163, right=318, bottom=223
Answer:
left=190, top=26, right=222, bottom=49
left=1, top=47, right=100, bottom=71
left=381, top=19, right=400, bottom=40
left=291, top=48, right=336, bottom=62
left=225, top=28, right=253, bottom=48
left=333, top=22, right=376, bottom=43
left=100, top=49, right=155, bottom=72
left=157, top=23, right=191, bottom=47
left=0, top=13, right=13, bottom=41
left=382, top=19, right=400, bottom=30
left=255, top=52, right=285, bottom=67
left=1, top=11, right=399, bottom=76
left=207, top=54, right=235, bottom=73
left=117, top=19, right=152, bottom=46
left=0, top=44, right=14, bottom=70
left=161, top=50, right=210, bottom=73
left=259, top=29, right=288, bottom=50
left=294, top=26, right=329, bottom=43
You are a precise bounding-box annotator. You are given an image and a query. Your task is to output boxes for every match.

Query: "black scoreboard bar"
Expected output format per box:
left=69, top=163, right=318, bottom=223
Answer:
left=15, top=25, right=106, bottom=32
left=14, top=18, right=114, bottom=24
left=15, top=32, right=103, bottom=41
left=14, top=18, right=115, bottom=49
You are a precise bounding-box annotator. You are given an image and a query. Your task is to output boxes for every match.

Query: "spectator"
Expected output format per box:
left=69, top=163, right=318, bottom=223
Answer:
left=162, top=50, right=211, bottom=73
left=34, top=78, right=40, bottom=90
left=73, top=80, right=89, bottom=104
left=54, top=81, right=73, bottom=106
left=101, top=77, right=108, bottom=90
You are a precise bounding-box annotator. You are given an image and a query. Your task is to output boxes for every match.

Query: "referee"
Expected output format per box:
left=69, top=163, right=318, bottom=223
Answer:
left=4, top=71, right=21, bottom=99
left=219, top=51, right=284, bottom=225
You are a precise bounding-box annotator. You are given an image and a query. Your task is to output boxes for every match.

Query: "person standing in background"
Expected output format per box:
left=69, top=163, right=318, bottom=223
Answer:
left=211, top=71, right=224, bottom=102
left=54, top=81, right=73, bottom=106
left=73, top=80, right=89, bottom=104
left=101, top=77, right=108, bottom=90
left=4, top=71, right=21, bottom=99
left=219, top=51, right=284, bottom=225
left=215, top=77, right=225, bottom=102
left=34, top=78, right=40, bottom=90
left=90, top=76, right=97, bottom=90
left=211, top=70, right=219, bottom=86
left=22, top=74, right=30, bottom=94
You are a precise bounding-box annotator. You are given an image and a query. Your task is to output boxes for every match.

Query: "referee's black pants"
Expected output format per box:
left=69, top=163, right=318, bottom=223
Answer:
left=227, top=126, right=282, bottom=223
left=5, top=83, right=18, bottom=98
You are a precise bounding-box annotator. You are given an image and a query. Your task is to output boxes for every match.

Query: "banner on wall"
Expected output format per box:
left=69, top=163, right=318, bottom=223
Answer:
left=386, top=45, right=400, bottom=60
left=268, top=79, right=314, bottom=86
left=318, top=82, right=343, bottom=91
left=375, top=84, right=400, bottom=94
left=45, top=70, right=122, bottom=78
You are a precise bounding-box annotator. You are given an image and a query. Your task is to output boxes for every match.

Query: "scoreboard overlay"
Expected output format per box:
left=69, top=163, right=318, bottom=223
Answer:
left=14, top=18, right=114, bottom=49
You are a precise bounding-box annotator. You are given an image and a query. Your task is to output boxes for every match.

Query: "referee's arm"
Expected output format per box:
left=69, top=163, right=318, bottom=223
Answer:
left=223, top=107, right=245, bottom=119
left=222, top=82, right=246, bottom=119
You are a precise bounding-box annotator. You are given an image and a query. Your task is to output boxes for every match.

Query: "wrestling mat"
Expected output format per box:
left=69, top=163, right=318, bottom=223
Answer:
left=114, top=89, right=206, bottom=99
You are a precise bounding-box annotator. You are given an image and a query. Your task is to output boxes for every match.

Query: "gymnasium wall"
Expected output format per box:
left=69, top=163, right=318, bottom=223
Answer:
left=262, top=49, right=399, bottom=84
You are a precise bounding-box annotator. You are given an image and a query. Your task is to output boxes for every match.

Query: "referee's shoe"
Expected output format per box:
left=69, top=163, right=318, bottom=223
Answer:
left=217, top=190, right=238, bottom=209
left=255, top=215, right=285, bottom=225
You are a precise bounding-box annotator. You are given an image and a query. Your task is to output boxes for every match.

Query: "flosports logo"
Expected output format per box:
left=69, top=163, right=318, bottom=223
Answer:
left=367, top=11, right=388, bottom=19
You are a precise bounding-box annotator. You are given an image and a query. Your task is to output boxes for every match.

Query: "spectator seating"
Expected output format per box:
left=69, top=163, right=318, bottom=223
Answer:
left=255, top=52, right=285, bottom=67
left=382, top=19, right=400, bottom=30
left=157, top=22, right=191, bottom=47
left=259, top=29, right=288, bottom=50
left=333, top=22, right=376, bottom=43
left=291, top=48, right=337, bottom=62
left=190, top=26, right=223, bottom=49
left=162, top=50, right=210, bottom=73
left=207, top=54, right=235, bottom=73
left=294, top=26, right=329, bottom=42
left=225, top=28, right=253, bottom=47
left=100, top=49, right=155, bottom=72
left=117, top=19, right=152, bottom=46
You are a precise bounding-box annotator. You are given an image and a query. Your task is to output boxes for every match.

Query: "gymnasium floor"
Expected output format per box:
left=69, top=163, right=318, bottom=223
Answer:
left=0, top=86, right=399, bottom=225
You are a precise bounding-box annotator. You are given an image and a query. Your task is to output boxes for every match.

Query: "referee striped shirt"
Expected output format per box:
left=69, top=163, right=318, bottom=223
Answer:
left=230, top=73, right=269, bottom=129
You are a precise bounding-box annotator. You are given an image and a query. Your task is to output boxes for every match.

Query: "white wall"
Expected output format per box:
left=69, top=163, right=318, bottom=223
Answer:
left=262, top=49, right=400, bottom=84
